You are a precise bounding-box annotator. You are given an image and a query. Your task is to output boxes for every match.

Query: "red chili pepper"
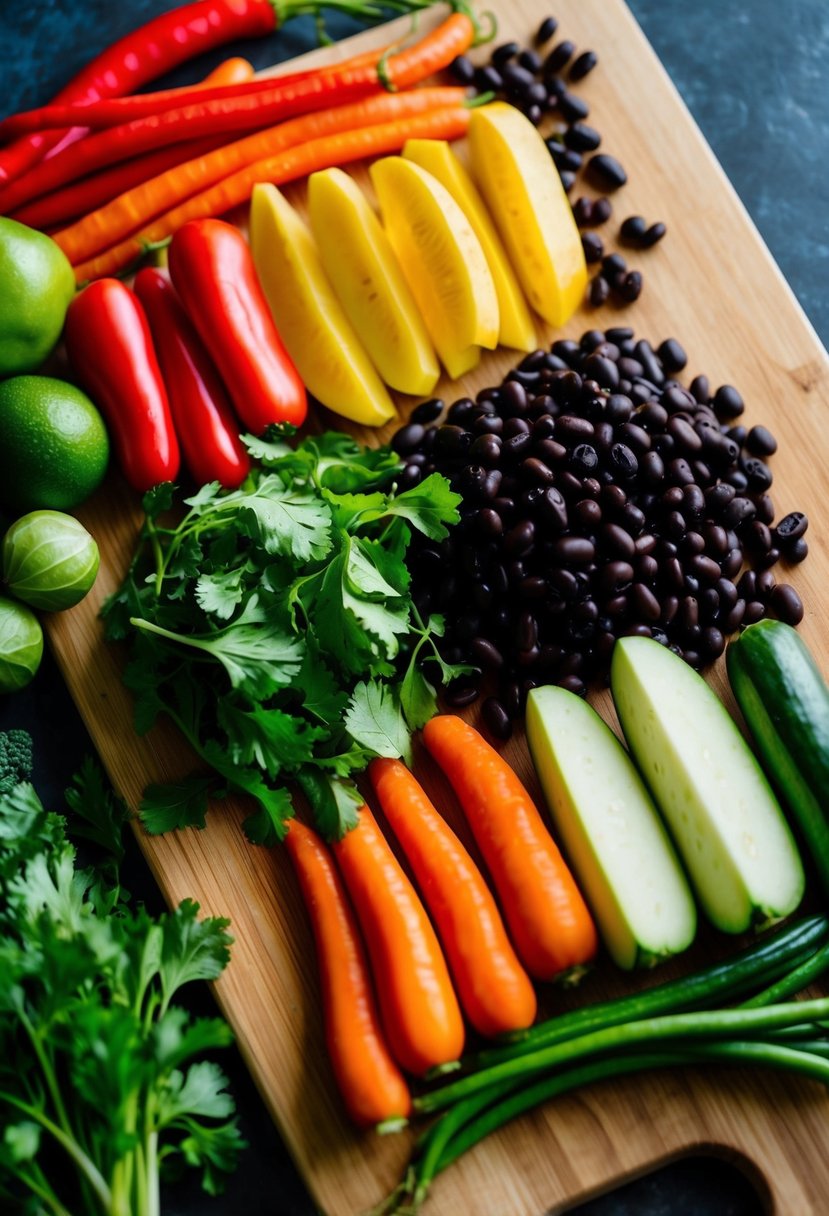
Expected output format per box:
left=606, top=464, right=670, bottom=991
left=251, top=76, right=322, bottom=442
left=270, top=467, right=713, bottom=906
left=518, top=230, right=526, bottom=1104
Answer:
left=64, top=279, right=180, bottom=492
left=0, top=0, right=278, bottom=185
left=134, top=268, right=251, bottom=490
left=168, top=218, right=306, bottom=433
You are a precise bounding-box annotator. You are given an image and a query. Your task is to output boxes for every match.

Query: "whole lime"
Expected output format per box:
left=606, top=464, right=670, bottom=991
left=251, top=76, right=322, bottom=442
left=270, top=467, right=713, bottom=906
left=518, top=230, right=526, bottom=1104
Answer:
left=3, top=511, right=100, bottom=612
left=0, top=594, right=43, bottom=693
left=0, top=375, right=110, bottom=512
left=0, top=217, right=76, bottom=376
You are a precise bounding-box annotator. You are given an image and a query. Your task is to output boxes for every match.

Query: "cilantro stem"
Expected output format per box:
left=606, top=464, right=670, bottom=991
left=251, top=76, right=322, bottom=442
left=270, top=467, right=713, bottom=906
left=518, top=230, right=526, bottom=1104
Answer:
left=13, top=1165, right=73, bottom=1216
left=129, top=616, right=216, bottom=657
left=18, top=1008, right=77, bottom=1170
left=0, top=1091, right=113, bottom=1212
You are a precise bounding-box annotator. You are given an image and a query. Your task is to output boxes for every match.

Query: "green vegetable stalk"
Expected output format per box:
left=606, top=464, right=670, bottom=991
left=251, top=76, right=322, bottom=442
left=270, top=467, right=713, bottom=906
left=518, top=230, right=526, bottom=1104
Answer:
left=103, top=430, right=467, bottom=845
left=0, top=736, right=243, bottom=1216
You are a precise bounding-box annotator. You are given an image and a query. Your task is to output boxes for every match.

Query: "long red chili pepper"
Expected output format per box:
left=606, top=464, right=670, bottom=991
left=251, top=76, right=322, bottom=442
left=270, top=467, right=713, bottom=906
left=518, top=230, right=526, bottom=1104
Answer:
left=0, top=41, right=399, bottom=138
left=0, top=12, right=476, bottom=217
left=284, top=819, right=412, bottom=1128
left=422, top=715, right=599, bottom=983
left=369, top=758, right=538, bottom=1038
left=64, top=279, right=180, bottom=492
left=167, top=218, right=306, bottom=433
left=332, top=804, right=465, bottom=1076
left=8, top=59, right=253, bottom=231
left=133, top=268, right=251, bottom=490
left=0, top=0, right=279, bottom=185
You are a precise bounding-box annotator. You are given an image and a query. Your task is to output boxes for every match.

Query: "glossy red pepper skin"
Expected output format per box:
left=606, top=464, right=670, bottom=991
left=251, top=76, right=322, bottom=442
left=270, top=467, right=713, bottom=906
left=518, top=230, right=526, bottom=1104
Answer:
left=168, top=219, right=307, bottom=433
left=0, top=0, right=277, bottom=185
left=64, top=279, right=180, bottom=492
left=134, top=268, right=251, bottom=490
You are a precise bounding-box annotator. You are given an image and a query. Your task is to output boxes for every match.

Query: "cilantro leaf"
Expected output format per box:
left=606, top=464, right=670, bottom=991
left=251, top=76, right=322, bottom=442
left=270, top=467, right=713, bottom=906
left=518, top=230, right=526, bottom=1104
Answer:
left=159, top=899, right=233, bottom=1003
left=140, top=776, right=214, bottom=834
left=218, top=702, right=325, bottom=779
left=298, top=770, right=362, bottom=842
left=345, top=681, right=412, bottom=766
left=64, top=757, right=129, bottom=863
left=359, top=472, right=461, bottom=540
left=143, top=481, right=176, bottom=519
left=399, top=663, right=438, bottom=732
left=194, top=566, right=246, bottom=621
left=237, top=475, right=332, bottom=563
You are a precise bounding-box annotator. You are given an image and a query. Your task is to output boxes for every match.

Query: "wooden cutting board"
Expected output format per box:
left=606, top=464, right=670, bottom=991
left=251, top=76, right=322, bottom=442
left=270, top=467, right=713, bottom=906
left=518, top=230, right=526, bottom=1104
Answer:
left=45, top=0, right=829, bottom=1212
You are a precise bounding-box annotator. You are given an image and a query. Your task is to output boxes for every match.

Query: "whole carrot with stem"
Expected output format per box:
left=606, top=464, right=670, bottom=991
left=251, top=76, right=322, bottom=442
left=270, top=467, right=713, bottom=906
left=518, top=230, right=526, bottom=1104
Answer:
left=54, top=86, right=467, bottom=266
left=332, top=804, right=465, bottom=1076
left=72, top=104, right=472, bottom=282
left=369, top=758, right=537, bottom=1039
left=284, top=819, right=411, bottom=1128
left=10, top=59, right=255, bottom=232
left=0, top=12, right=477, bottom=216
left=422, top=716, right=599, bottom=983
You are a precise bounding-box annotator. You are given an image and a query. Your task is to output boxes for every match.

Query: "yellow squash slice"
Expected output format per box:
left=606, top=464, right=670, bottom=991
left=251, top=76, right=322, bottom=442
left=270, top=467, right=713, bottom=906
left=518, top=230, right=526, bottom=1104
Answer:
left=248, top=182, right=395, bottom=427
left=307, top=168, right=440, bottom=398
left=402, top=138, right=537, bottom=353
left=467, top=102, right=587, bottom=328
left=369, top=156, right=499, bottom=381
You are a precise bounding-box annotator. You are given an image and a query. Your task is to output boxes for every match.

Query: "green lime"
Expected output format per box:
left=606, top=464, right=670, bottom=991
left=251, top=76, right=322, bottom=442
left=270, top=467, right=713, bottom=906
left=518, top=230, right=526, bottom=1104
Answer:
left=0, top=375, right=110, bottom=512
left=0, top=594, right=43, bottom=693
left=3, top=511, right=100, bottom=611
left=0, top=217, right=76, bottom=376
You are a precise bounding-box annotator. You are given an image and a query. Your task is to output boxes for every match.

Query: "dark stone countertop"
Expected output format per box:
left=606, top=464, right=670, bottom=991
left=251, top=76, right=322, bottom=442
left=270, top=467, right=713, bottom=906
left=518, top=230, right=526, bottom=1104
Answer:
left=0, top=2, right=827, bottom=1213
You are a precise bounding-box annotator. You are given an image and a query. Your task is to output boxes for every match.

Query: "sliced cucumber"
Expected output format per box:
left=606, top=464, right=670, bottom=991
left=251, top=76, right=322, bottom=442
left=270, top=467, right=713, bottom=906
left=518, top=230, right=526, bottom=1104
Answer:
left=526, top=685, right=696, bottom=970
left=610, top=637, right=804, bottom=933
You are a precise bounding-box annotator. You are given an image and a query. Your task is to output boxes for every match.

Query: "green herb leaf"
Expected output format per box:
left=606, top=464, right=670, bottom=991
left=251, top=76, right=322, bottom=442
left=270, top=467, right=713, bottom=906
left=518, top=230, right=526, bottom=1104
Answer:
left=140, top=776, right=214, bottom=834
left=237, top=475, right=332, bottom=562
left=345, top=680, right=412, bottom=765
left=64, top=757, right=129, bottom=863
left=195, top=566, right=247, bottom=621
left=298, top=770, right=363, bottom=842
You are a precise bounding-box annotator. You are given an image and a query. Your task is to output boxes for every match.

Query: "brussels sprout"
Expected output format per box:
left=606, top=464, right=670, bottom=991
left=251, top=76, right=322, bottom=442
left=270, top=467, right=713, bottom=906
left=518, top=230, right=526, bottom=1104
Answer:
left=0, top=595, right=43, bottom=692
left=2, top=510, right=99, bottom=611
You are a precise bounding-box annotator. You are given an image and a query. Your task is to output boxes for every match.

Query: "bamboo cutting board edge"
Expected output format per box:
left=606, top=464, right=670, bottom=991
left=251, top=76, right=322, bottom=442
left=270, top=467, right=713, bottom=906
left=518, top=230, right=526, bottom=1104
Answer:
left=43, top=1, right=829, bottom=1213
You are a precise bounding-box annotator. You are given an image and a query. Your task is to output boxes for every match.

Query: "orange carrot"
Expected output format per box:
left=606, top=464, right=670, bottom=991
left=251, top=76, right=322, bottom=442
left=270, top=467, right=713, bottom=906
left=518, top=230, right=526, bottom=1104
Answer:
left=284, top=819, right=411, bottom=1128
left=332, top=804, right=464, bottom=1076
left=369, top=758, right=537, bottom=1038
left=422, top=716, right=599, bottom=983
left=55, top=87, right=466, bottom=266
left=385, top=11, right=475, bottom=88
left=72, top=104, right=471, bottom=282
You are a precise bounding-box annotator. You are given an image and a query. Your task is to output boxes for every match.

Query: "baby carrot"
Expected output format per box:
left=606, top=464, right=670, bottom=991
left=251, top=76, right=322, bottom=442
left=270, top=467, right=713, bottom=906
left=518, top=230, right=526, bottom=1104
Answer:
left=422, top=715, right=599, bottom=983
left=54, top=87, right=466, bottom=265
left=332, top=804, right=465, bottom=1076
left=284, top=820, right=411, bottom=1128
left=369, top=758, right=537, bottom=1038
left=72, top=104, right=471, bottom=282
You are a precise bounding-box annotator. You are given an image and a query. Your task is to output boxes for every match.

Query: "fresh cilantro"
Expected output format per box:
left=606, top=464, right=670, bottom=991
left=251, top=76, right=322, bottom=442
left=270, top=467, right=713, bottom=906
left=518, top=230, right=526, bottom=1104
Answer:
left=0, top=750, right=242, bottom=1213
left=103, top=432, right=463, bottom=842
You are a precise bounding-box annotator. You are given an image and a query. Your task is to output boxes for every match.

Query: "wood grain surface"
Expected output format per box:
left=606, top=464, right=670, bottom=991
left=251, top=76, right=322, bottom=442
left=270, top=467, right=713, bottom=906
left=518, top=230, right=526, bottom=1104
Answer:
left=45, top=1, right=829, bottom=1212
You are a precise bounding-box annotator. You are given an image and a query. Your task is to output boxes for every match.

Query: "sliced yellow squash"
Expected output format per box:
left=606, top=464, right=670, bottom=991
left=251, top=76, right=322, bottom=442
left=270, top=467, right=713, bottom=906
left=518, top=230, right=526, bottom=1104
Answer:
left=402, top=138, right=537, bottom=353
left=248, top=182, right=395, bottom=427
left=306, top=168, right=440, bottom=398
left=467, top=102, right=587, bottom=328
left=369, top=156, right=499, bottom=381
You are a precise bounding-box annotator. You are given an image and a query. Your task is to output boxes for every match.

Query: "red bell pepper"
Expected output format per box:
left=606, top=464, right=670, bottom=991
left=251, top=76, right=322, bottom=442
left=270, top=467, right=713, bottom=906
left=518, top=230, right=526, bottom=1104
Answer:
left=168, top=218, right=307, bottom=433
left=134, top=268, right=251, bottom=490
left=64, top=279, right=180, bottom=492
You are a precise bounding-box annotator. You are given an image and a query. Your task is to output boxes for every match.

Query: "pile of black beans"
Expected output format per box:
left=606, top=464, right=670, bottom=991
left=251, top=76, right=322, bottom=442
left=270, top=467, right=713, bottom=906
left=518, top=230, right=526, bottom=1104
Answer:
left=392, top=329, right=808, bottom=739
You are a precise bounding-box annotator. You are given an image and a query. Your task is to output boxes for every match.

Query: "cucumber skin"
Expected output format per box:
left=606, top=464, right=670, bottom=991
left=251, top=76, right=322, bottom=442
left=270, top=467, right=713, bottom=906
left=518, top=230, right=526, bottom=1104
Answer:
left=727, top=620, right=829, bottom=897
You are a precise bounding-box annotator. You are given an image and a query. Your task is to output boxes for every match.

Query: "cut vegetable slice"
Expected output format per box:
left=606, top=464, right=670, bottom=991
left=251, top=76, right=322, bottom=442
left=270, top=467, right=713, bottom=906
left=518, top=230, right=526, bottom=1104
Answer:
left=307, top=168, right=440, bottom=398
left=402, top=138, right=536, bottom=353
left=248, top=182, right=395, bottom=427
left=611, top=636, right=804, bottom=934
left=369, top=155, right=499, bottom=380
left=467, top=102, right=587, bottom=328
left=526, top=685, right=697, bottom=970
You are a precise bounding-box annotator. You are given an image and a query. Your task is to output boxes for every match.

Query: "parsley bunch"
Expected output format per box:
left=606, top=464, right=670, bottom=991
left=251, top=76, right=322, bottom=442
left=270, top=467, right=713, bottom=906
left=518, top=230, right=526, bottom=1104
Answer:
left=0, top=752, right=242, bottom=1216
left=103, top=431, right=466, bottom=844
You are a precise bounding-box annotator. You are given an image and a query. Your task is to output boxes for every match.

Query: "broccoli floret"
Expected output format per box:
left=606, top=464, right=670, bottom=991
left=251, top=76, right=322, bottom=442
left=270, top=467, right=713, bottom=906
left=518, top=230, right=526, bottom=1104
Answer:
left=0, top=730, right=34, bottom=794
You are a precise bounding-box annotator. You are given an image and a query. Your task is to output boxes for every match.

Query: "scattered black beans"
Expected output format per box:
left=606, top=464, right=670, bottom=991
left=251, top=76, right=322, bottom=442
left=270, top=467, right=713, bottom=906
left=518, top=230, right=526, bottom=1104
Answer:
left=565, top=122, right=602, bottom=152
left=642, top=221, right=667, bottom=247
left=394, top=330, right=809, bottom=717
left=588, top=275, right=610, bottom=306
left=558, top=91, right=590, bottom=123
left=581, top=232, right=604, bottom=263
left=449, top=54, right=475, bottom=85
left=545, top=39, right=576, bottom=73
left=536, top=15, right=559, bottom=44
left=586, top=153, right=628, bottom=191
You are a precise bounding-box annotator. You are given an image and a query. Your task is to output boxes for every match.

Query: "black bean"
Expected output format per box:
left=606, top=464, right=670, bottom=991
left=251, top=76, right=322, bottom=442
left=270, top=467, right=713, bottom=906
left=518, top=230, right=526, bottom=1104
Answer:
left=566, top=122, right=601, bottom=152
left=559, top=169, right=577, bottom=193
left=536, top=438, right=567, bottom=466
left=743, top=600, right=765, bottom=626
left=502, top=62, right=537, bottom=95
left=503, top=432, right=533, bottom=462
left=641, top=222, right=667, bottom=247
left=582, top=232, right=605, bottom=264
left=536, top=15, right=559, bottom=44
left=620, top=215, right=647, bottom=244
left=558, top=90, right=590, bottom=122
left=690, top=374, right=710, bottom=404
left=592, top=198, right=613, bottom=225
left=470, top=433, right=502, bottom=467
left=587, top=153, right=628, bottom=190
left=742, top=457, right=773, bottom=492
left=410, top=397, right=444, bottom=425
left=657, top=339, right=687, bottom=373
left=774, top=511, right=808, bottom=544
left=475, top=64, right=503, bottom=92
left=477, top=507, right=503, bottom=538
left=392, top=422, right=425, bottom=454
left=787, top=538, right=809, bottom=563
left=545, top=39, right=576, bottom=72
left=600, top=522, right=635, bottom=558
left=449, top=54, right=475, bottom=84
left=492, top=40, right=520, bottom=67
left=681, top=531, right=705, bottom=557
left=713, top=384, right=745, bottom=419
left=553, top=536, right=596, bottom=563
left=634, top=339, right=665, bottom=386
left=520, top=457, right=555, bottom=485
left=521, top=46, right=544, bottom=70
left=588, top=275, right=609, bottom=306
left=737, top=570, right=757, bottom=601
left=745, top=424, right=777, bottom=456
left=722, top=549, right=743, bottom=580
left=505, top=520, right=535, bottom=556
left=482, top=697, right=513, bottom=738
left=703, top=524, right=729, bottom=557
left=691, top=555, right=722, bottom=584
left=716, top=578, right=738, bottom=610
left=444, top=682, right=480, bottom=708
left=569, top=48, right=598, bottom=79
left=745, top=520, right=773, bottom=556
left=667, top=416, right=703, bottom=455
left=756, top=569, right=776, bottom=600
left=769, top=583, right=804, bottom=625
left=723, top=496, right=756, bottom=529
left=701, top=627, right=725, bottom=659
left=470, top=637, right=504, bottom=670
left=755, top=546, right=781, bottom=572
left=615, top=270, right=643, bottom=302
left=473, top=414, right=504, bottom=435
